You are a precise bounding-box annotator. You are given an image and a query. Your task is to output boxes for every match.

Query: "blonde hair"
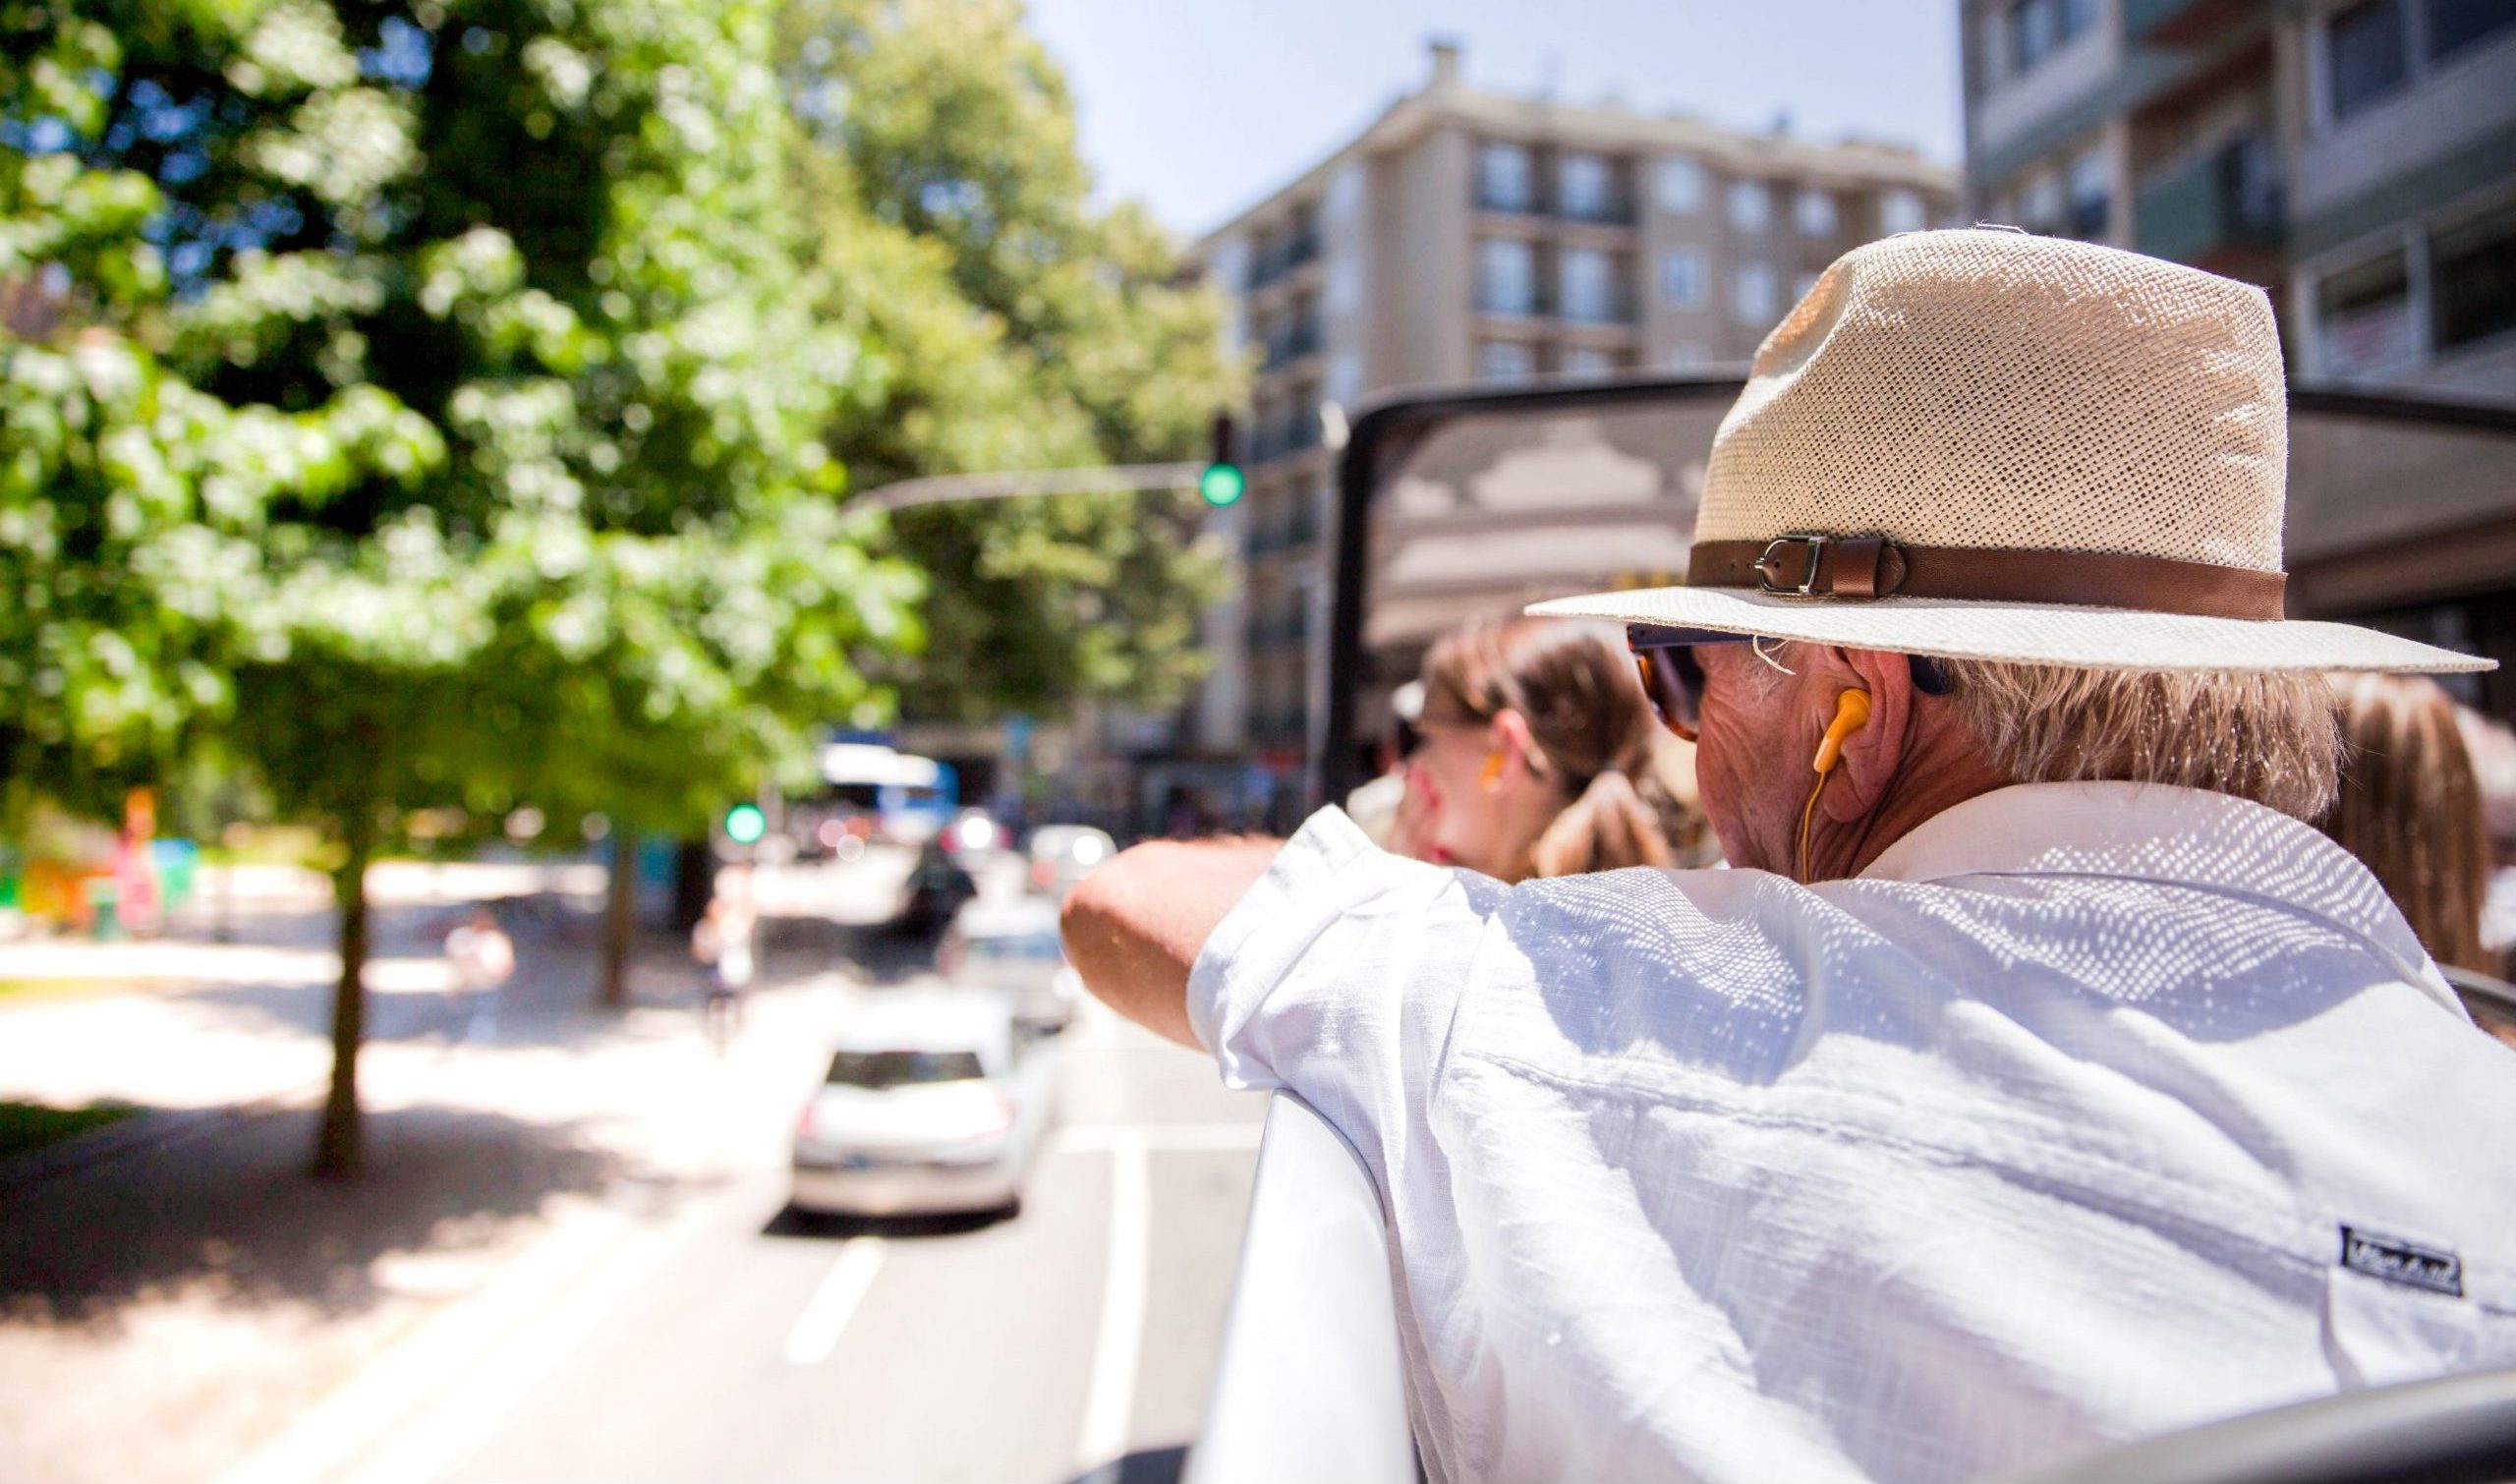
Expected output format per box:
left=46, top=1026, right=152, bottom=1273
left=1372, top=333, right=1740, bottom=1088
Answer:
left=1421, top=617, right=1702, bottom=878
left=1937, top=659, right=2342, bottom=824
left=2318, top=673, right=2494, bottom=976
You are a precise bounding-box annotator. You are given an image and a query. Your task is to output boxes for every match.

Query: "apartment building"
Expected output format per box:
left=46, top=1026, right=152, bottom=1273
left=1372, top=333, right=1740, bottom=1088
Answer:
left=1963, top=0, right=2516, bottom=396
left=1963, top=0, right=2516, bottom=707
left=1184, top=41, right=1959, bottom=797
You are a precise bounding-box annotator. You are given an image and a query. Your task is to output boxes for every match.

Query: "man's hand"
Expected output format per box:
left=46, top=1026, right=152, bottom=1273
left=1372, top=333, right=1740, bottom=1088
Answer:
left=1058, top=836, right=1285, bottom=1048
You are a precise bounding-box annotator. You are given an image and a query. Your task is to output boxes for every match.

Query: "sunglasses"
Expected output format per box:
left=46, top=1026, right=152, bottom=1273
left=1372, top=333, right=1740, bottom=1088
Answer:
left=1627, top=624, right=1952, bottom=742
left=1626, top=626, right=1749, bottom=742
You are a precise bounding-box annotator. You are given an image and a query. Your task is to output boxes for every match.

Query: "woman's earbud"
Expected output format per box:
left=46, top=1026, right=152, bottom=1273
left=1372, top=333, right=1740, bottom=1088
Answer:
left=1480, top=752, right=1504, bottom=791
left=1811, top=690, right=1872, bottom=774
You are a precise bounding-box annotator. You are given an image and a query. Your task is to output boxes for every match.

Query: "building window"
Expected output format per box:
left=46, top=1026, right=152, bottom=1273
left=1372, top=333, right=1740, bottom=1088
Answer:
left=2328, top=0, right=2412, bottom=120
left=1659, top=248, right=1707, bottom=308
left=1560, top=151, right=1617, bottom=221
left=2066, top=143, right=2111, bottom=239
left=1665, top=342, right=1709, bottom=371
left=1477, top=238, right=1536, bottom=314
left=1734, top=263, right=1778, bottom=325
left=2022, top=171, right=2066, bottom=236
left=2316, top=249, right=2415, bottom=376
left=1561, top=247, right=1619, bottom=322
left=1728, top=181, right=1770, bottom=234
left=1656, top=156, right=1706, bottom=214
left=2009, top=0, right=2098, bottom=75
left=2429, top=0, right=2516, bottom=61
left=1563, top=347, right=1619, bottom=379
left=1796, top=189, right=1837, bottom=237
left=1478, top=142, right=1533, bottom=212
left=1477, top=340, right=1536, bottom=383
left=1879, top=189, right=1927, bottom=235
left=2432, top=201, right=2516, bottom=352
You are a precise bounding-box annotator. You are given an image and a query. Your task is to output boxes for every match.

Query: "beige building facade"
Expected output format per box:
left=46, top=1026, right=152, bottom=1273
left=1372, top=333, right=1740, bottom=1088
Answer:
left=1186, top=42, right=1959, bottom=785
left=1963, top=0, right=2516, bottom=396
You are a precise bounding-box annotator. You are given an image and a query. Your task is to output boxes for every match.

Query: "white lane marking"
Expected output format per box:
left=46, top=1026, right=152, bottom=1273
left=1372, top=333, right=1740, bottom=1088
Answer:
left=1053, top=1121, right=1265, bottom=1155
left=1075, top=1130, right=1151, bottom=1484
left=781, top=1235, right=888, bottom=1365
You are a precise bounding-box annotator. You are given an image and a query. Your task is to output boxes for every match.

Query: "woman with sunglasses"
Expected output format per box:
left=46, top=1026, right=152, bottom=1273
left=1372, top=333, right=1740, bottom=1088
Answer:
left=1402, top=615, right=1707, bottom=881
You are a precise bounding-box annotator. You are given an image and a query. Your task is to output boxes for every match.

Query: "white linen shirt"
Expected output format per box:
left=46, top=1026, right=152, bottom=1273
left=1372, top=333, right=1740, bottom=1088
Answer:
left=1186, top=782, right=2516, bottom=1484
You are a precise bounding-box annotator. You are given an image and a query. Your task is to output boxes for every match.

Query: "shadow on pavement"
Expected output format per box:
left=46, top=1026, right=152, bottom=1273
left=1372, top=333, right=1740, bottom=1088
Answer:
left=0, top=1102, right=646, bottom=1331
left=757, top=1202, right=1016, bottom=1241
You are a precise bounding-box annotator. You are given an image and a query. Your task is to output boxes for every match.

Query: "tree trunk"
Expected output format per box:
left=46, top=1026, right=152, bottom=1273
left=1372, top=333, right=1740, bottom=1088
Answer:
left=600, top=830, right=636, bottom=1009
left=671, top=835, right=713, bottom=936
left=313, top=818, right=372, bottom=1179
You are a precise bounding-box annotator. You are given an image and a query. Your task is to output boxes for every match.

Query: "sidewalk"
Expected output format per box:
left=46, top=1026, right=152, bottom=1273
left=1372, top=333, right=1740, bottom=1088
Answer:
left=0, top=860, right=906, bottom=1484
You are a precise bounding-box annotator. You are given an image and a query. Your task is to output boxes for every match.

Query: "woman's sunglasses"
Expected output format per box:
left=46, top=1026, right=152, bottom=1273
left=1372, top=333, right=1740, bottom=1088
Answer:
left=1627, top=624, right=1950, bottom=742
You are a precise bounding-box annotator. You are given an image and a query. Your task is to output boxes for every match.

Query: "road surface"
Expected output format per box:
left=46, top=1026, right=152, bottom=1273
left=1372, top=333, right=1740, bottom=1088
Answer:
left=3, top=846, right=1269, bottom=1484
left=256, top=852, right=1265, bottom=1484
left=336, top=999, right=1268, bottom=1484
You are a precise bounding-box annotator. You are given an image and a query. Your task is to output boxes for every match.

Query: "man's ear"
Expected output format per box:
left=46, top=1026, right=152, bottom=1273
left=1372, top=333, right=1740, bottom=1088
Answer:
left=1820, top=647, right=1915, bottom=823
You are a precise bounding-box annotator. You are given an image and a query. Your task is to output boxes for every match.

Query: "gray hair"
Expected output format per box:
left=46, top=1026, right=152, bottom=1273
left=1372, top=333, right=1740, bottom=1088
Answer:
left=1938, top=658, right=2341, bottom=822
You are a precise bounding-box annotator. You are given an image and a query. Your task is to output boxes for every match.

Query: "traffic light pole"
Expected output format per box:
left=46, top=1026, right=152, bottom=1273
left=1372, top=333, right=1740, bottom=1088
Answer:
left=854, top=414, right=1247, bottom=513
left=855, top=461, right=1214, bottom=513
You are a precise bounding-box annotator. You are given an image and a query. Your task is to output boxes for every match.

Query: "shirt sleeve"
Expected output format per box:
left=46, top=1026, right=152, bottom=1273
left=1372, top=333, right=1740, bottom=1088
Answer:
left=1186, top=806, right=1505, bottom=1193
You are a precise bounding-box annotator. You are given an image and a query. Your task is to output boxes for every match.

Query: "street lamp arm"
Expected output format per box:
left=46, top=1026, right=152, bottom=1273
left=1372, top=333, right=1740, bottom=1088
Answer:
left=854, top=461, right=1211, bottom=513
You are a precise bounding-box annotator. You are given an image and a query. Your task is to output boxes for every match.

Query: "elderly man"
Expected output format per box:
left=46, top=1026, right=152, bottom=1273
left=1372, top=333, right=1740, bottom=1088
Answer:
left=1062, top=231, right=2516, bottom=1484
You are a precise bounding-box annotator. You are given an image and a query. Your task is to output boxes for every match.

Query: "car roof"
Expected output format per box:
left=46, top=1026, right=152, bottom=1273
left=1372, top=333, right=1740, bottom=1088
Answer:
left=949, top=897, right=1063, bottom=938
left=827, top=991, right=1010, bottom=1056
left=1030, top=824, right=1113, bottom=846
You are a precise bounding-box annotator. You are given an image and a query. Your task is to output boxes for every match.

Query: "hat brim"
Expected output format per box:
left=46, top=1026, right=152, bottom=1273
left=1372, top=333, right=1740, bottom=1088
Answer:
left=1527, top=584, right=2493, bottom=674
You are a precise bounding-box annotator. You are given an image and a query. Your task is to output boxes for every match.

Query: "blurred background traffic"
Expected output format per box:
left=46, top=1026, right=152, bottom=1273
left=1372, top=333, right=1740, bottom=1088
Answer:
left=3, top=1, right=2512, bottom=1481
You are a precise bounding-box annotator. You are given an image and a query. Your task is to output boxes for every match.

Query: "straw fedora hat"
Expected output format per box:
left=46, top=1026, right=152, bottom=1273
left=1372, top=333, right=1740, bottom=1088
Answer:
left=1528, top=229, right=2488, bottom=674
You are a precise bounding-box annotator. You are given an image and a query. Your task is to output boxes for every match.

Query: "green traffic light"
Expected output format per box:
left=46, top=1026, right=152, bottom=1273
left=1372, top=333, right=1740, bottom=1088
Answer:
left=723, top=802, right=768, bottom=845
left=1198, top=462, right=1245, bottom=507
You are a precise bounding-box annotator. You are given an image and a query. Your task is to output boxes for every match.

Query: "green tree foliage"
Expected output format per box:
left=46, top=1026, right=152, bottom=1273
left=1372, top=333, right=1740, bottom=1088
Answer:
left=0, top=0, right=917, bottom=1173
left=781, top=0, right=1243, bottom=721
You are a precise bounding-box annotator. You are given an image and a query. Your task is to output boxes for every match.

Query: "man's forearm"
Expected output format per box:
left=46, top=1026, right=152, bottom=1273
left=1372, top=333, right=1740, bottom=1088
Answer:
left=1058, top=836, right=1284, bottom=1048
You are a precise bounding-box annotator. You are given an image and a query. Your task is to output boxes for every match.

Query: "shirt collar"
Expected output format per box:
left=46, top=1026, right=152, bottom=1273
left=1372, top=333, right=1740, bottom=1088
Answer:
left=1860, top=782, right=2447, bottom=1000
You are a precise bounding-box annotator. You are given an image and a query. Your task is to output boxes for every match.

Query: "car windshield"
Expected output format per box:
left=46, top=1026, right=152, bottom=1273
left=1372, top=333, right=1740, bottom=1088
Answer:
left=969, top=932, right=1063, bottom=963
left=824, top=1050, right=987, bottom=1088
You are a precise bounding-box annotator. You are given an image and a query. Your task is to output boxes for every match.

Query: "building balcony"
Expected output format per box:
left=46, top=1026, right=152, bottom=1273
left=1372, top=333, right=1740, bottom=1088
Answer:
left=2133, top=134, right=2282, bottom=268
left=2123, top=0, right=2263, bottom=47
left=1473, top=192, right=1637, bottom=227
left=1244, top=510, right=1322, bottom=554
left=1248, top=411, right=1324, bottom=465
left=1560, top=286, right=1642, bottom=327
left=1259, top=319, right=1324, bottom=373
left=1244, top=232, right=1321, bottom=293
left=1476, top=286, right=1640, bottom=327
left=1243, top=616, right=1309, bottom=652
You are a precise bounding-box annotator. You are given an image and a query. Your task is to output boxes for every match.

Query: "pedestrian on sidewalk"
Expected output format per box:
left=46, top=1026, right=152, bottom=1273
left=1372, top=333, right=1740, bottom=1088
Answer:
left=442, top=905, right=516, bottom=1045
left=692, top=868, right=757, bottom=1049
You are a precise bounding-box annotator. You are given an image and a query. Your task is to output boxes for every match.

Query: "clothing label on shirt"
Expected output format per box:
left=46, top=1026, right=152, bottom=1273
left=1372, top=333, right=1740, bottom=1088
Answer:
left=2340, top=1226, right=2464, bottom=1297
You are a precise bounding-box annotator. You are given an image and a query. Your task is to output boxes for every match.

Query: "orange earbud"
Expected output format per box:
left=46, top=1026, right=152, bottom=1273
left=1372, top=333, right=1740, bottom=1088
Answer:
left=1811, top=689, right=1873, bottom=774
left=1799, top=690, right=1872, bottom=884
left=1479, top=752, right=1505, bottom=791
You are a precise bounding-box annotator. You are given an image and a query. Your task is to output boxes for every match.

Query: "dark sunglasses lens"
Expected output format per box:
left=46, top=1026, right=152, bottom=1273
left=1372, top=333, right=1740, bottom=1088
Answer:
left=1635, top=648, right=1703, bottom=738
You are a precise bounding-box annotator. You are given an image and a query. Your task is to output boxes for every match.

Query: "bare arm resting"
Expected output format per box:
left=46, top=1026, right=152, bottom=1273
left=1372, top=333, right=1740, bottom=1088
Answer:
left=1059, top=837, right=1286, bottom=1048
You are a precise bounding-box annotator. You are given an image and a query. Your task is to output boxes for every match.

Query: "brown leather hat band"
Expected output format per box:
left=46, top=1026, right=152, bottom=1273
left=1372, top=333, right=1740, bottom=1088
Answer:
left=1687, top=537, right=2287, bottom=621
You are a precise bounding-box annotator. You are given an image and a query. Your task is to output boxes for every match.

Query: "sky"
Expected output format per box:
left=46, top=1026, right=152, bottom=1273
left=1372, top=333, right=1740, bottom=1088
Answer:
left=1023, top=1, right=1965, bottom=241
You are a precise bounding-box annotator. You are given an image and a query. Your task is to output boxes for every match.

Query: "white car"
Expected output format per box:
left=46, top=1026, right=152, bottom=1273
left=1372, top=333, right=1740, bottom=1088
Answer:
left=789, top=993, right=1056, bottom=1219
left=1026, top=824, right=1117, bottom=900
left=936, top=897, right=1083, bottom=1031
